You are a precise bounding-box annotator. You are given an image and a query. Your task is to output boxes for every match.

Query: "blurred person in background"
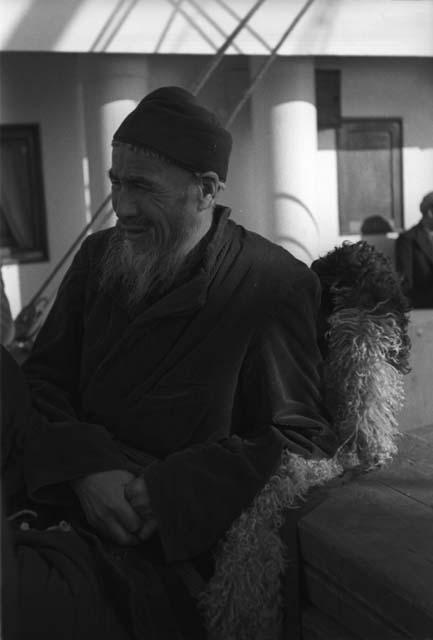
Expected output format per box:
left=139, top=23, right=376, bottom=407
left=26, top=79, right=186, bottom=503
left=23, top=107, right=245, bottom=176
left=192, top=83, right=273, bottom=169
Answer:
left=360, top=215, right=395, bottom=265
left=396, top=191, right=433, bottom=308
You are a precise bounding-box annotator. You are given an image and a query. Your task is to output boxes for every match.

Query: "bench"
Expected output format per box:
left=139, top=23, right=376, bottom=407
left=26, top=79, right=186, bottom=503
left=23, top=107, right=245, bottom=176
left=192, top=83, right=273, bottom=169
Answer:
left=399, top=310, right=433, bottom=432
left=299, top=424, right=433, bottom=640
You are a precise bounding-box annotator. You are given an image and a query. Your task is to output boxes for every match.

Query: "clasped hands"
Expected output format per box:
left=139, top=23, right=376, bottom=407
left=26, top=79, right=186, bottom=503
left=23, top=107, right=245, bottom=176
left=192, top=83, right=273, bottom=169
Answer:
left=72, top=470, right=158, bottom=546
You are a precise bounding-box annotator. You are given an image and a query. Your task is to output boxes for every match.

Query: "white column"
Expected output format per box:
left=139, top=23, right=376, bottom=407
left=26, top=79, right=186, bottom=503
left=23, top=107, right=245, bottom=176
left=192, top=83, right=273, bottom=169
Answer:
left=268, top=58, right=319, bottom=264
left=80, top=57, right=149, bottom=229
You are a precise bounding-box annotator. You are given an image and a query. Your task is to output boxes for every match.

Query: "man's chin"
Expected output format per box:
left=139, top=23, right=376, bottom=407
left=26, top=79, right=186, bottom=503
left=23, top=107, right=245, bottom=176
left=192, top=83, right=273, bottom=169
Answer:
left=124, top=228, right=149, bottom=239
left=119, top=227, right=156, bottom=247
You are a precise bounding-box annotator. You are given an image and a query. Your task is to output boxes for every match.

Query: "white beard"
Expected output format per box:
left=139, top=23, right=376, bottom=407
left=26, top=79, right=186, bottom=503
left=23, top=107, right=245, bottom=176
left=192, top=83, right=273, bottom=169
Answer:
left=99, top=215, right=200, bottom=309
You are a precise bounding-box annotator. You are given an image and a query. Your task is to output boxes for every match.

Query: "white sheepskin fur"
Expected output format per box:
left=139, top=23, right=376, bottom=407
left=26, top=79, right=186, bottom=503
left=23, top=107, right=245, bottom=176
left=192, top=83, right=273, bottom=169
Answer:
left=199, top=310, right=406, bottom=640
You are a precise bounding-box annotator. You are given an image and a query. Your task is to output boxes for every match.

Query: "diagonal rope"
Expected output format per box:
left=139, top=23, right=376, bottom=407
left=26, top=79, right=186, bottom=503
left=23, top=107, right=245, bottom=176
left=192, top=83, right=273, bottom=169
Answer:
left=189, top=0, right=267, bottom=96
left=184, top=0, right=243, bottom=54
left=165, top=0, right=219, bottom=51
left=90, top=0, right=129, bottom=52
left=155, top=0, right=186, bottom=53
left=100, top=0, right=141, bottom=52
left=224, top=0, right=316, bottom=128
left=213, top=0, right=272, bottom=52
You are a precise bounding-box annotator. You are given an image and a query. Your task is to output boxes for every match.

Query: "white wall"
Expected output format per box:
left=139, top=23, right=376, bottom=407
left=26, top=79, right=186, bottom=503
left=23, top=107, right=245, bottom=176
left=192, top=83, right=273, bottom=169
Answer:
left=315, top=57, right=433, bottom=258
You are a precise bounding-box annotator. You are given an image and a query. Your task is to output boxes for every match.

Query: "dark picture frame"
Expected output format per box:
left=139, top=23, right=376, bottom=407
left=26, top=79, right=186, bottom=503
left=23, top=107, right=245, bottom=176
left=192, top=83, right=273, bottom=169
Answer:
left=0, top=123, right=49, bottom=263
left=337, top=118, right=403, bottom=235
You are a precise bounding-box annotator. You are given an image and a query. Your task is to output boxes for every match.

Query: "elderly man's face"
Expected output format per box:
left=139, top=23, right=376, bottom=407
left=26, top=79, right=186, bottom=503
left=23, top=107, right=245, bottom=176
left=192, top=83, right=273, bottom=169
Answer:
left=109, top=142, right=199, bottom=246
left=101, top=143, right=203, bottom=307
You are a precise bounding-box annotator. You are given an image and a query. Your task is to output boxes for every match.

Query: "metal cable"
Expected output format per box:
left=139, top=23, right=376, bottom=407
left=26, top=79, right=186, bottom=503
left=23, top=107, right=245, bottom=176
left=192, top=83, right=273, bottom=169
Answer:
left=213, top=0, right=272, bottom=52
left=155, top=0, right=186, bottom=53
left=189, top=0, right=268, bottom=96
left=224, top=0, right=316, bottom=128
left=184, top=0, right=243, bottom=54
left=165, top=0, right=219, bottom=51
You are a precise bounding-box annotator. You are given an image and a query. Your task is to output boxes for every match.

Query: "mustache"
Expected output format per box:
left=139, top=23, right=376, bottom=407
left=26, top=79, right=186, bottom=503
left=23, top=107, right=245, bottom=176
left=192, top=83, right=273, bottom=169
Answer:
left=115, top=219, right=166, bottom=247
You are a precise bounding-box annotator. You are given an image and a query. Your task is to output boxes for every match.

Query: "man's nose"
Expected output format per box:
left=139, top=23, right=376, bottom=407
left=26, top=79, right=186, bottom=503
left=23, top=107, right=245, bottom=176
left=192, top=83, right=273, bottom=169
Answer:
left=114, top=189, right=137, bottom=221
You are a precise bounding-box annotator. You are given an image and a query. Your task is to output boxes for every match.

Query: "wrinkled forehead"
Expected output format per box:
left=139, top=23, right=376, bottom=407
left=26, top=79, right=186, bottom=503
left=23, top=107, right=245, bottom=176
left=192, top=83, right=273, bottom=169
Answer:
left=111, top=142, right=166, bottom=176
left=111, top=141, right=194, bottom=190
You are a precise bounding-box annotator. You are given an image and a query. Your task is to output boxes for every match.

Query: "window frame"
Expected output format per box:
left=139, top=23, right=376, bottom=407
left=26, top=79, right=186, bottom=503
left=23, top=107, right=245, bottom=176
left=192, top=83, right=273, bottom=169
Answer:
left=0, top=123, right=49, bottom=264
left=336, top=117, right=404, bottom=235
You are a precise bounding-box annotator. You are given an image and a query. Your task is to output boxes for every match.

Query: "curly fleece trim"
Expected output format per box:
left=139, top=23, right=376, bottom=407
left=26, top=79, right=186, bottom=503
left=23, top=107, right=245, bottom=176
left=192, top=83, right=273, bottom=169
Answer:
left=199, top=311, right=405, bottom=640
left=199, top=453, right=342, bottom=640
left=325, top=310, right=405, bottom=468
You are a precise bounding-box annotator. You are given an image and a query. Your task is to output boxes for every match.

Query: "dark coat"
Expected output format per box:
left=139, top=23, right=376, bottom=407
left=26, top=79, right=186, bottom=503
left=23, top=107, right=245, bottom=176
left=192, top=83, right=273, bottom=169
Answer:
left=396, top=221, right=433, bottom=308
left=21, top=206, right=337, bottom=637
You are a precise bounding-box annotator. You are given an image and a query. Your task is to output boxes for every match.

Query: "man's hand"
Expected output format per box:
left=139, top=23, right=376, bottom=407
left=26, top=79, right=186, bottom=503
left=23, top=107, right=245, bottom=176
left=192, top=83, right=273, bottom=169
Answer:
left=71, top=470, right=144, bottom=546
left=124, top=475, right=158, bottom=542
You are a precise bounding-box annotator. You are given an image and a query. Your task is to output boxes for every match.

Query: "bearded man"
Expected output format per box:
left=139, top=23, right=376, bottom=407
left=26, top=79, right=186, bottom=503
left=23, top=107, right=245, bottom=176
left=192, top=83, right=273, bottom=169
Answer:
left=3, top=87, right=337, bottom=639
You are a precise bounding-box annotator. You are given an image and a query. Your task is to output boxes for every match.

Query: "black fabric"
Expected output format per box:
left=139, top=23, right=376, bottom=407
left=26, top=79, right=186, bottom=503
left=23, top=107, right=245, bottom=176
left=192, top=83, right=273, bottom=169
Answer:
left=1, top=346, right=35, bottom=510
left=113, top=86, right=232, bottom=181
left=396, top=221, right=433, bottom=308
left=3, top=525, right=132, bottom=640
left=22, top=206, right=337, bottom=561
left=1, top=347, right=129, bottom=639
left=1, top=347, right=206, bottom=640
left=16, top=206, right=337, bottom=637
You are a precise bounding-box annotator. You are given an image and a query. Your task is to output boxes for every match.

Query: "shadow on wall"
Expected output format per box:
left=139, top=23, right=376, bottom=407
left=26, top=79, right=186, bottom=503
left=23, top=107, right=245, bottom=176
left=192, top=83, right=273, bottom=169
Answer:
left=4, top=0, right=86, bottom=50
left=273, top=192, right=320, bottom=264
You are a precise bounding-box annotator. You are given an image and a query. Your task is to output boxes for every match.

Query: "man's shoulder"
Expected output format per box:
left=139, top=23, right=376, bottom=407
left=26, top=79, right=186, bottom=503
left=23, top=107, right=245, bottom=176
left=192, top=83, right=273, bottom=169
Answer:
left=231, top=221, right=317, bottom=289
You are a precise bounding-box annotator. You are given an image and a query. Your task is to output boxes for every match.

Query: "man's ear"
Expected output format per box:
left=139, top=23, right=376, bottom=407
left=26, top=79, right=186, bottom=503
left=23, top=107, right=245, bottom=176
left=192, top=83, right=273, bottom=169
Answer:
left=197, top=171, right=220, bottom=210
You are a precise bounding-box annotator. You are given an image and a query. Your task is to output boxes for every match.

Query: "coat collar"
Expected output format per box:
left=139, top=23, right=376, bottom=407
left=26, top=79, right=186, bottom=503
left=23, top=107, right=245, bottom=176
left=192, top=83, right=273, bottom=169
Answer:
left=103, top=205, right=232, bottom=327
left=89, top=205, right=236, bottom=387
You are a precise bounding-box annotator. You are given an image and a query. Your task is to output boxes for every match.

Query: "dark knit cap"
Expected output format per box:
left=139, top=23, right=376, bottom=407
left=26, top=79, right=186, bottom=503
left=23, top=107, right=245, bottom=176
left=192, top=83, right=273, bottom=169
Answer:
left=113, top=86, right=232, bottom=181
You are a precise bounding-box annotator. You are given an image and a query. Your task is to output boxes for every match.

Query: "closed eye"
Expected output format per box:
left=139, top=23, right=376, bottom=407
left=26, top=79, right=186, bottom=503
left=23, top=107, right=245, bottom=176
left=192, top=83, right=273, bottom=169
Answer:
left=127, top=177, right=161, bottom=192
left=130, top=180, right=151, bottom=191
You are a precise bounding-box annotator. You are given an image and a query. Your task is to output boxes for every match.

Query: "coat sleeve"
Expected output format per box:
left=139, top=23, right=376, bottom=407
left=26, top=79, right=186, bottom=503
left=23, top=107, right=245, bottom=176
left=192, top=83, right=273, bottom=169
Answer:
left=142, top=268, right=337, bottom=563
left=22, top=240, right=132, bottom=504
left=237, top=268, right=337, bottom=456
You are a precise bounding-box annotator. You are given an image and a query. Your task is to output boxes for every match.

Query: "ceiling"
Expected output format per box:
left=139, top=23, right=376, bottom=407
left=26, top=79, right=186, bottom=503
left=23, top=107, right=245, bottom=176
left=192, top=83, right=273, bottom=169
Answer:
left=1, top=0, right=432, bottom=57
